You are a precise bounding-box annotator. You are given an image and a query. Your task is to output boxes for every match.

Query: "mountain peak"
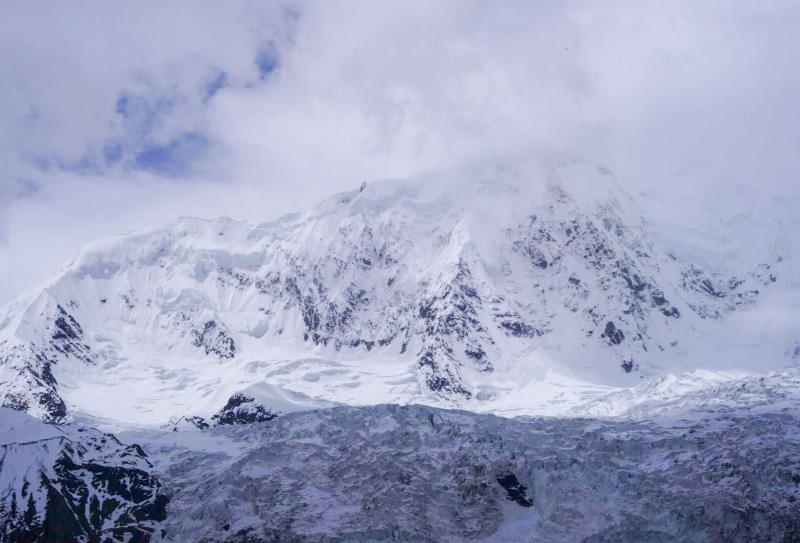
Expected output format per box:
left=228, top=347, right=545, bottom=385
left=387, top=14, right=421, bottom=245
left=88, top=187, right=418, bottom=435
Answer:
left=0, top=157, right=786, bottom=427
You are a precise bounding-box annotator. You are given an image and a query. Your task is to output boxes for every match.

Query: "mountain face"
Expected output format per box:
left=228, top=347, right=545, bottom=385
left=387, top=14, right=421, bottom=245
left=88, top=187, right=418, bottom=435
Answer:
left=0, top=157, right=787, bottom=427
left=0, top=156, right=798, bottom=542
left=3, top=402, right=800, bottom=543
left=0, top=408, right=167, bottom=543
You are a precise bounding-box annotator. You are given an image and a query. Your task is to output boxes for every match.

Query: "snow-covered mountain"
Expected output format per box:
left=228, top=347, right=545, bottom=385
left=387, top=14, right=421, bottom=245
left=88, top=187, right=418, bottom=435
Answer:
left=1, top=156, right=799, bottom=542
left=0, top=156, right=793, bottom=427
left=0, top=408, right=167, bottom=542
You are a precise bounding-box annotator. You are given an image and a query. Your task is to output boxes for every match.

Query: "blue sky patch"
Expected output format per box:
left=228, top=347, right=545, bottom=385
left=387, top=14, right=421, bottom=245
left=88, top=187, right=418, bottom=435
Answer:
left=103, top=143, right=124, bottom=165
left=115, top=95, right=130, bottom=116
left=133, top=132, right=209, bottom=177
left=5, top=178, right=39, bottom=199
left=256, top=46, right=279, bottom=80
left=114, top=92, right=176, bottom=141
left=60, top=154, right=103, bottom=176
left=205, top=72, right=228, bottom=100
left=31, top=156, right=52, bottom=171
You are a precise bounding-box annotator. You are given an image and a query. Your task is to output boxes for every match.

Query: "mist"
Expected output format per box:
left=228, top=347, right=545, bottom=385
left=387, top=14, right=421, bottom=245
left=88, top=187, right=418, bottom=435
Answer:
left=1, top=0, right=799, bottom=304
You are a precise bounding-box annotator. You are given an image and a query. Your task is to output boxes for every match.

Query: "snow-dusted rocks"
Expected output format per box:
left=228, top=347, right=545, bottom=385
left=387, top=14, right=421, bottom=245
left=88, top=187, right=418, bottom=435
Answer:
left=168, top=382, right=336, bottom=430
left=0, top=408, right=167, bottom=542
left=0, top=299, right=95, bottom=423
left=0, top=157, right=786, bottom=426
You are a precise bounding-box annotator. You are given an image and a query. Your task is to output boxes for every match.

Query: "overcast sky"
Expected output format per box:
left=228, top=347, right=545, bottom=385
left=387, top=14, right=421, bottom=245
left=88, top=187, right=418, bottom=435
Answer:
left=0, top=1, right=799, bottom=304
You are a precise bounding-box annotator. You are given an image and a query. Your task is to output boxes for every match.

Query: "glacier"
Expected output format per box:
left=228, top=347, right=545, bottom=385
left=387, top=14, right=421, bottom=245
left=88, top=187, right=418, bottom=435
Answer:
left=3, top=398, right=800, bottom=542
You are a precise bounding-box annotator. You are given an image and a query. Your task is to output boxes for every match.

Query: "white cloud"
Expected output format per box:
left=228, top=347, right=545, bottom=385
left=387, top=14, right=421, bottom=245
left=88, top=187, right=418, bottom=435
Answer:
left=1, top=1, right=799, bottom=303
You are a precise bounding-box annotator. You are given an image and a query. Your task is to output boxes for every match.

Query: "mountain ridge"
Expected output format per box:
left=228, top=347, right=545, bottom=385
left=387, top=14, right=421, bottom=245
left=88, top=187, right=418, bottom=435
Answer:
left=0, top=157, right=789, bottom=427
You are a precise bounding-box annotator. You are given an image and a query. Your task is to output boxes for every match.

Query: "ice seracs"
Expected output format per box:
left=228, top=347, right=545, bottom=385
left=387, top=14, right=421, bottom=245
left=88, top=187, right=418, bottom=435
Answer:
left=5, top=403, right=800, bottom=542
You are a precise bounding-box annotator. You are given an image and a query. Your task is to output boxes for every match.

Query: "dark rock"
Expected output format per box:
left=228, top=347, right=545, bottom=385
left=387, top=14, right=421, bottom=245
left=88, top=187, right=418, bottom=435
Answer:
left=185, top=416, right=210, bottom=430
left=0, top=424, right=167, bottom=542
left=211, top=393, right=278, bottom=426
left=499, top=321, right=542, bottom=338
left=192, top=320, right=236, bottom=360
left=602, top=321, right=625, bottom=346
left=496, top=473, right=533, bottom=507
left=661, top=306, right=680, bottom=318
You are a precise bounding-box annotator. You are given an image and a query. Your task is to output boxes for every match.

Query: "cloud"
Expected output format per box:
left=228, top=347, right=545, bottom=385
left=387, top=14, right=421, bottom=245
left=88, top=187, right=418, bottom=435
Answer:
left=0, top=1, right=799, bottom=303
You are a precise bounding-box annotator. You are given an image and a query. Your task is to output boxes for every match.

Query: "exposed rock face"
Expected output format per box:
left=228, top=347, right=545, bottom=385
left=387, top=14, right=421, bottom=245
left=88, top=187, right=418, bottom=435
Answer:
left=211, top=392, right=277, bottom=425
left=191, top=320, right=236, bottom=360
left=0, top=408, right=167, bottom=543
left=602, top=320, right=625, bottom=346
left=0, top=301, right=95, bottom=423
left=680, top=264, right=769, bottom=319
left=496, top=473, right=534, bottom=507
left=0, top=158, right=782, bottom=424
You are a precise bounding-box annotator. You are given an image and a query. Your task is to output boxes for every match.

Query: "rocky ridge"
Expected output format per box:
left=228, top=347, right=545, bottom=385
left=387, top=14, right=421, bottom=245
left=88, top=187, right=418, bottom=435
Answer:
left=0, top=158, right=785, bottom=426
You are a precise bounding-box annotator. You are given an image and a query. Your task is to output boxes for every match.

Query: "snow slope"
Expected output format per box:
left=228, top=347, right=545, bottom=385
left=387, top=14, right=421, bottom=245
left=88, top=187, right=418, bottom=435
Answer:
left=0, top=156, right=794, bottom=428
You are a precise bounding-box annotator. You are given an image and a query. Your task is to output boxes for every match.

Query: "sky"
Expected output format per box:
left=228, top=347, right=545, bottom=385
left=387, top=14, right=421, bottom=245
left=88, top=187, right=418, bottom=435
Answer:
left=0, top=1, right=799, bottom=304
